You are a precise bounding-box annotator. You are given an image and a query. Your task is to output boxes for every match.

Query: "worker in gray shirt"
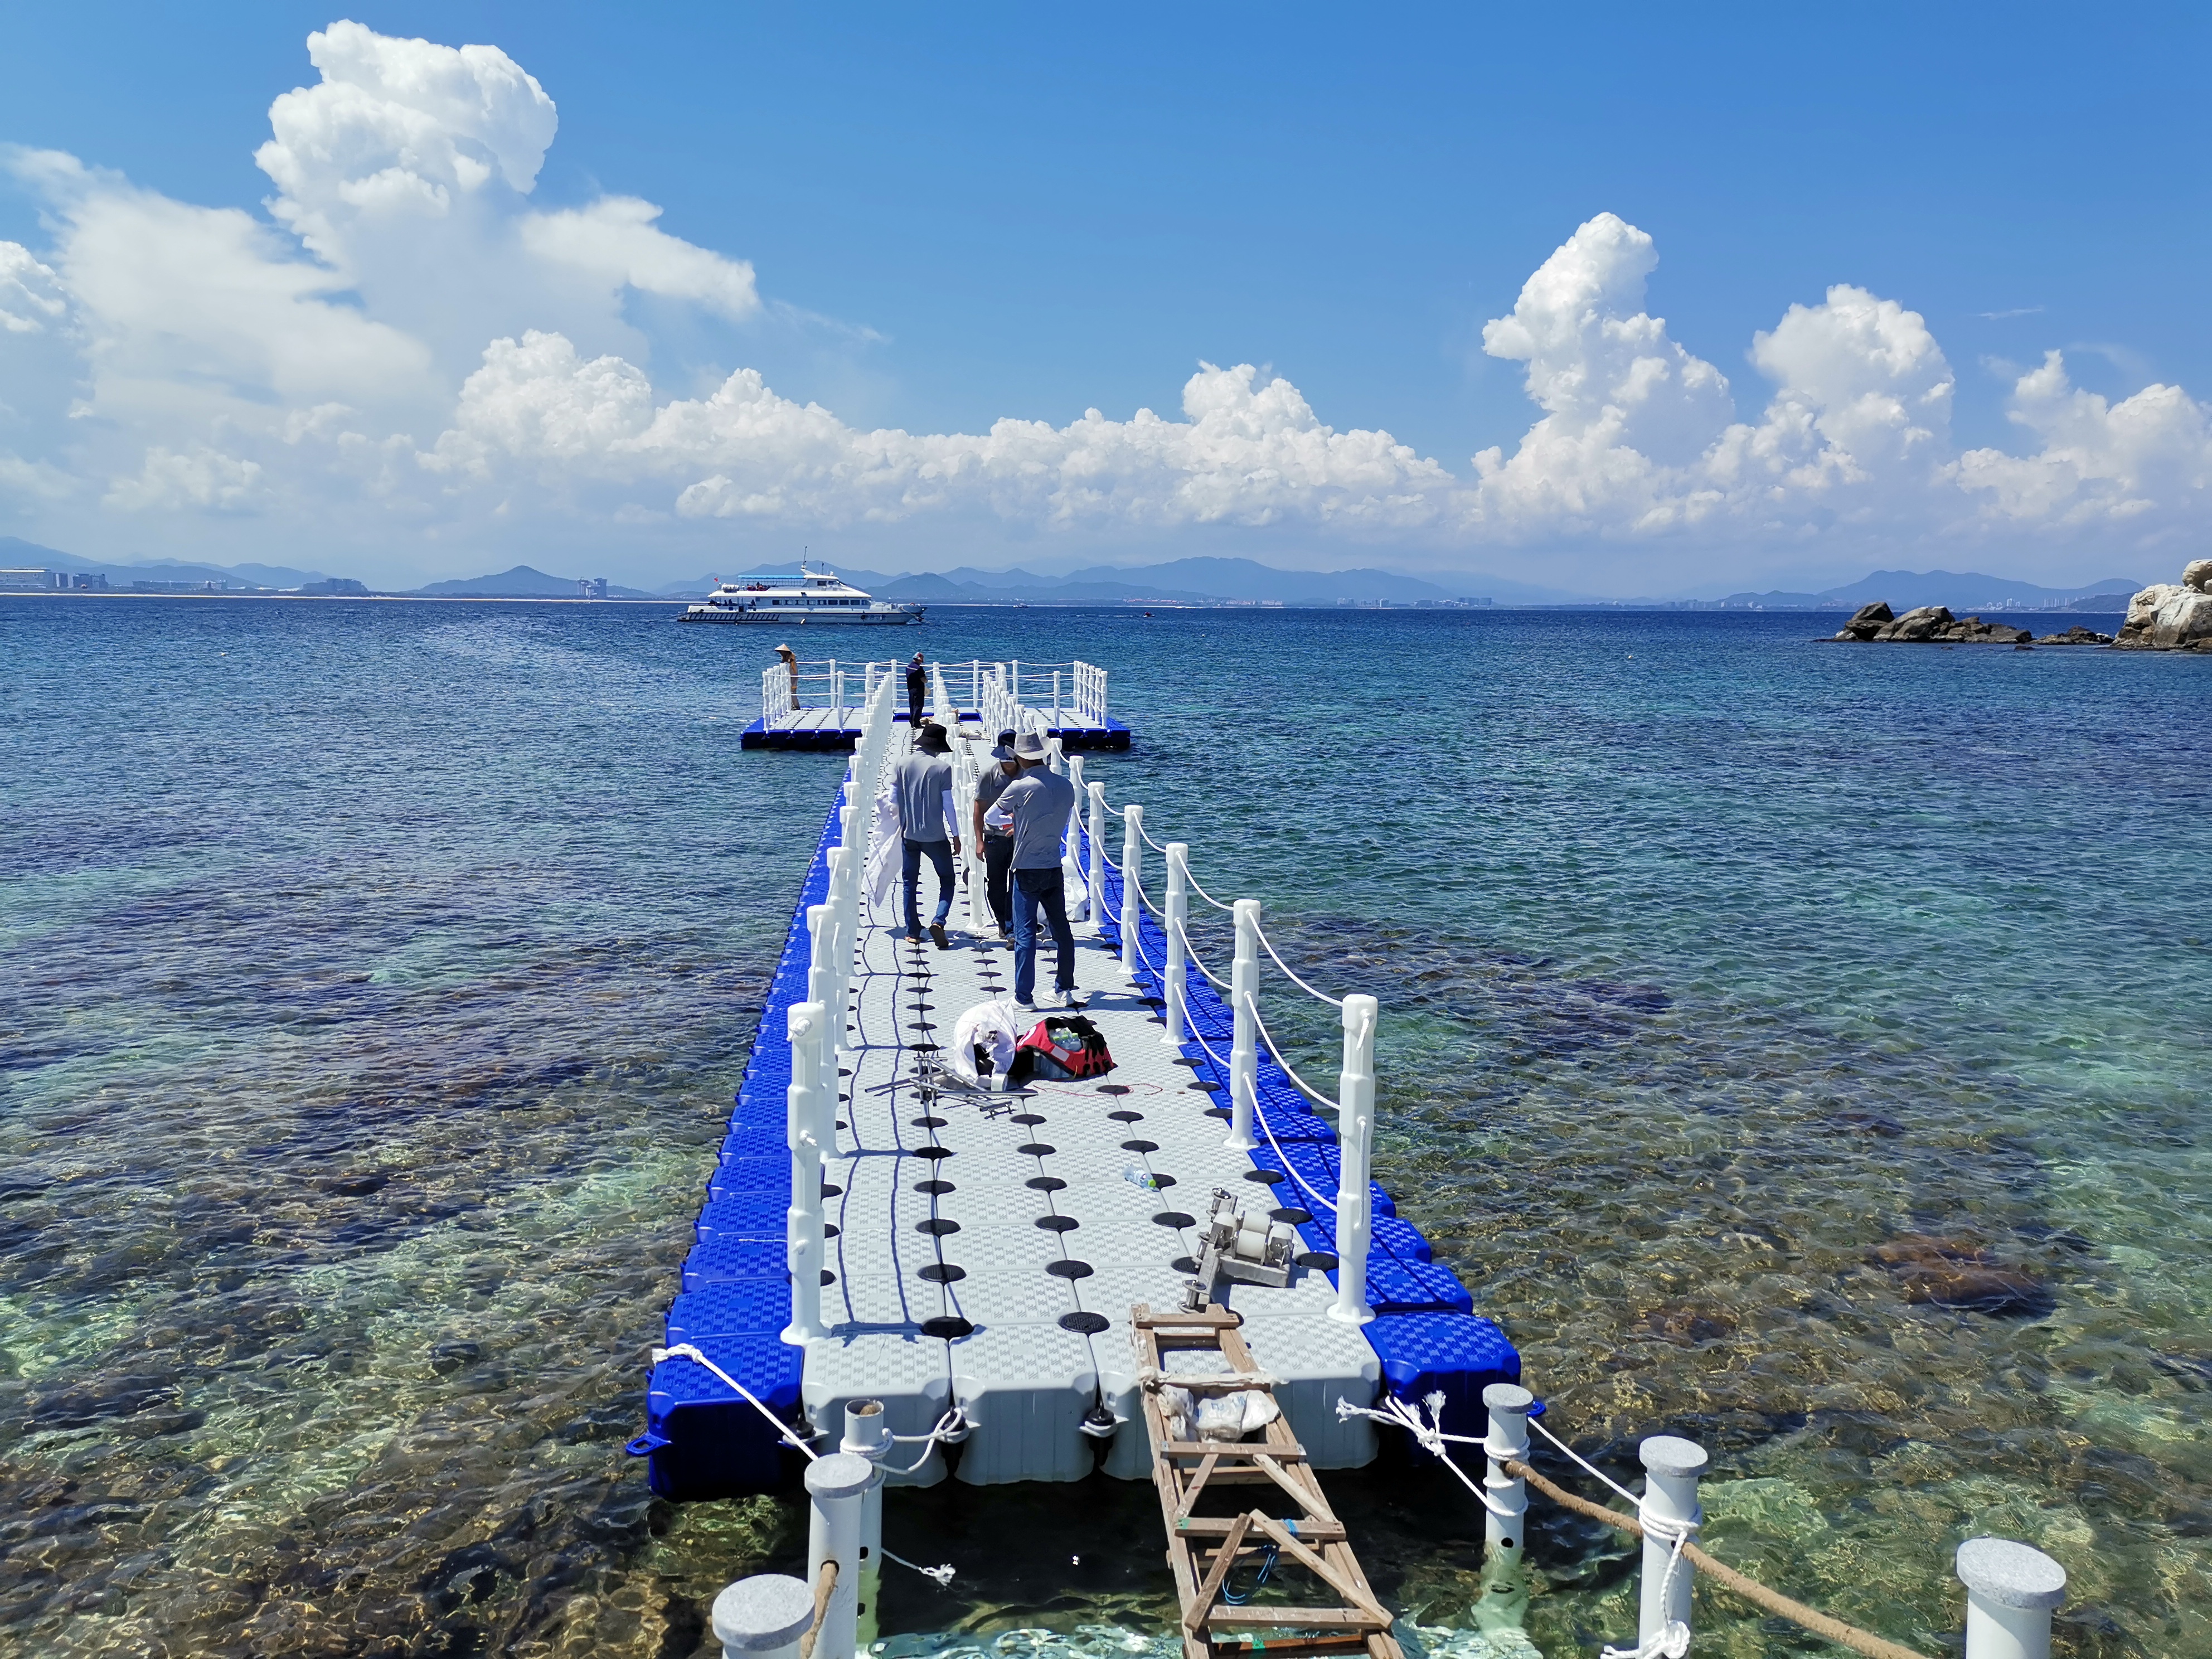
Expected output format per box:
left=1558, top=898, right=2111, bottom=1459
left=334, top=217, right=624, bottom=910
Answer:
left=895, top=722, right=961, bottom=947
left=971, top=727, right=1020, bottom=939
left=982, top=732, right=1081, bottom=1007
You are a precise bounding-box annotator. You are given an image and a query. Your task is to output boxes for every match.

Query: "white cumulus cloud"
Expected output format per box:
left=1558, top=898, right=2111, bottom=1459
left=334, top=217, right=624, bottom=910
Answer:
left=0, top=23, right=2206, bottom=592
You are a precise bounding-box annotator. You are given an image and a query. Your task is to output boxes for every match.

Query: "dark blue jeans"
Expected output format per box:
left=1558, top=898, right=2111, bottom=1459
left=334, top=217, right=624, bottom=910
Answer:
left=902, top=836, right=955, bottom=935
left=1012, top=867, right=1074, bottom=1002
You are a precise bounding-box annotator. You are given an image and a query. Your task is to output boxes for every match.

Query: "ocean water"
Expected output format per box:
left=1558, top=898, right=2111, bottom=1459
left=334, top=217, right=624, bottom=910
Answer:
left=3, top=595, right=2209, bottom=1658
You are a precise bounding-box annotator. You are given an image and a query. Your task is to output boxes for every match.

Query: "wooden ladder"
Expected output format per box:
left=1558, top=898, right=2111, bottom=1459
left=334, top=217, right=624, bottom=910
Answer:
left=1132, top=1304, right=1403, bottom=1659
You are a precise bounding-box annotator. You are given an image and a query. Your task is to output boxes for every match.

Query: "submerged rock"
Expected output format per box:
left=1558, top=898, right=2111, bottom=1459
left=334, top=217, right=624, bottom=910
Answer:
left=1868, top=1235, right=2054, bottom=1317
left=2035, top=625, right=2114, bottom=645
left=2116, top=561, right=2212, bottom=650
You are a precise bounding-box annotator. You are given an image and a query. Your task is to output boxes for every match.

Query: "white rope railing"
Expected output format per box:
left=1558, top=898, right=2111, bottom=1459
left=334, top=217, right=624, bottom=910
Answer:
left=1172, top=916, right=1231, bottom=991
left=1246, top=995, right=1343, bottom=1113
left=1253, top=920, right=1346, bottom=1008
left=1183, top=866, right=1238, bottom=912
left=653, top=1344, right=821, bottom=1458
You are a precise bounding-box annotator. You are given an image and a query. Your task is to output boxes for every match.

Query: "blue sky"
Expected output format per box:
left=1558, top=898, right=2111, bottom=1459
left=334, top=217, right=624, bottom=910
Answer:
left=1, top=3, right=2205, bottom=594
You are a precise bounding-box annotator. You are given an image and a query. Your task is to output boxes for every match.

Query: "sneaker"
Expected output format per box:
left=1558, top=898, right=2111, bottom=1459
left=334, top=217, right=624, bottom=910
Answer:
left=1059, top=987, right=1090, bottom=1009
left=930, top=923, right=949, bottom=949
left=1014, top=996, right=1038, bottom=1011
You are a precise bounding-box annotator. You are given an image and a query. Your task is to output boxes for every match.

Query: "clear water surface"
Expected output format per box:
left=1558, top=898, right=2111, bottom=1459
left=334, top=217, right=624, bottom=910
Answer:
left=2, top=596, right=2208, bottom=1658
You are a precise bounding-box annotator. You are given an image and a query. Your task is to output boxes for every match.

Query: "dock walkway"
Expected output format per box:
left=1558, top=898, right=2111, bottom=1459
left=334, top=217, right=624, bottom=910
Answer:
left=637, top=675, right=1516, bottom=1500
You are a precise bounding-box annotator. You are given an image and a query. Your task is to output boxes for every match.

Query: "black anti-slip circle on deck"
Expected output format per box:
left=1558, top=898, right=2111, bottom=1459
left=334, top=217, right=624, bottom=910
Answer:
left=921, top=1316, right=974, bottom=1340
left=1297, top=1251, right=1339, bottom=1270
left=1036, top=1215, right=1079, bottom=1232
left=912, top=1115, right=947, bottom=1129
left=916, top=1217, right=961, bottom=1236
left=1153, top=1211, right=1196, bottom=1229
left=1099, top=1084, right=1131, bottom=1095
left=914, top=1146, right=952, bottom=1160
left=1170, top=1256, right=1199, bottom=1274
left=1271, top=1207, right=1312, bottom=1225
left=1045, top=1260, right=1094, bottom=1279
left=1107, top=1109, right=1143, bottom=1122
left=1059, top=1312, right=1110, bottom=1335
left=1016, top=1143, right=1055, bottom=1157
left=1026, top=1175, right=1066, bottom=1191
left=918, top=1263, right=966, bottom=1283
left=1011, top=1113, right=1046, bottom=1126
left=913, top=1178, right=954, bottom=1195
left=1244, top=1169, right=1286, bottom=1185
left=1120, top=1139, right=1158, bottom=1153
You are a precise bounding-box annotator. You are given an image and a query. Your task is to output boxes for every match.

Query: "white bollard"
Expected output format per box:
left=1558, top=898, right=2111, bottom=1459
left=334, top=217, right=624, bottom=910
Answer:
left=783, top=1002, right=828, bottom=1344
left=1636, top=1435, right=1708, bottom=1651
left=1086, top=782, right=1107, bottom=945
left=1120, top=806, right=1144, bottom=977
left=804, top=1452, right=874, bottom=1659
left=1052, top=669, right=1063, bottom=726
left=1227, top=900, right=1260, bottom=1152
left=1479, top=1384, right=1532, bottom=1563
left=1957, top=1539, right=2066, bottom=1659
left=1163, top=843, right=1190, bottom=1046
left=1328, top=994, right=1377, bottom=1325
left=841, top=1401, right=891, bottom=1646
left=710, top=1574, right=815, bottom=1659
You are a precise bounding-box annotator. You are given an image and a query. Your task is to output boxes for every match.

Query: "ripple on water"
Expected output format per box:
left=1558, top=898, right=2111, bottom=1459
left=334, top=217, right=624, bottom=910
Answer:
left=2, top=600, right=2209, bottom=1657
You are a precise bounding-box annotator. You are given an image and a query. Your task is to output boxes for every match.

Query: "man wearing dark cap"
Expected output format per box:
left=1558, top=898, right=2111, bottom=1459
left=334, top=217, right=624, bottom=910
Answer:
left=904, top=651, right=927, bottom=737
left=969, top=728, right=1020, bottom=939
left=894, top=721, right=960, bottom=947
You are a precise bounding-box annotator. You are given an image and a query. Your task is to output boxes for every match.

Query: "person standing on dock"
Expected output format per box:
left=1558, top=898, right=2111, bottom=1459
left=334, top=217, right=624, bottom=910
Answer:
left=971, top=728, right=1019, bottom=940
left=774, top=643, right=798, bottom=704
left=984, top=733, right=1081, bottom=1008
left=904, top=651, right=927, bottom=736
left=895, top=721, right=961, bottom=948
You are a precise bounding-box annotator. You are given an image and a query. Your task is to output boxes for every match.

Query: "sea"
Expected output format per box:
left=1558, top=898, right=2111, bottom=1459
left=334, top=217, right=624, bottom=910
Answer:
left=3, top=595, right=2209, bottom=1659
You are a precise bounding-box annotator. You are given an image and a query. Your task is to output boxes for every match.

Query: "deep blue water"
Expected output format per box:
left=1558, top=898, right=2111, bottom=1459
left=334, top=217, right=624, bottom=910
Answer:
left=3, top=596, right=2209, bottom=1657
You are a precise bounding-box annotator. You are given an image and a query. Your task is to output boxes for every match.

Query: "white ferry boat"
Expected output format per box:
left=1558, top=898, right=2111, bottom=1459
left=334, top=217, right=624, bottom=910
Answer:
left=677, top=566, right=921, bottom=625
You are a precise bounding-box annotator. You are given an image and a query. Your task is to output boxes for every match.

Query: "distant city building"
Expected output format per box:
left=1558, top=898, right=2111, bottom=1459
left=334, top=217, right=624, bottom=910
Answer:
left=294, top=578, right=370, bottom=596
left=130, top=579, right=230, bottom=594
left=579, top=577, right=609, bottom=599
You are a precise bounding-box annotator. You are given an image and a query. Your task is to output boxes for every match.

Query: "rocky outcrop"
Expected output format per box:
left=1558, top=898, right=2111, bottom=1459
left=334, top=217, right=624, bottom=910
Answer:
left=2116, top=561, right=2212, bottom=651
left=1832, top=603, right=2031, bottom=643
left=2035, top=625, right=2114, bottom=645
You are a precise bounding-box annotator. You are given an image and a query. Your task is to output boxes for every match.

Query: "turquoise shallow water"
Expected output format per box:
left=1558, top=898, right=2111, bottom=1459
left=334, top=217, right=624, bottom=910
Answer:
left=3, top=596, right=2209, bottom=1657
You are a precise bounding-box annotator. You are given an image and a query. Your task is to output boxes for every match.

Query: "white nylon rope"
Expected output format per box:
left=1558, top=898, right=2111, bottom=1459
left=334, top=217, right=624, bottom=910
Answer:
left=653, top=1344, right=819, bottom=1458
left=1171, top=916, right=1231, bottom=990
left=1245, top=995, right=1343, bottom=1113
left=1178, top=1017, right=1337, bottom=1221
left=1251, top=921, right=1345, bottom=1008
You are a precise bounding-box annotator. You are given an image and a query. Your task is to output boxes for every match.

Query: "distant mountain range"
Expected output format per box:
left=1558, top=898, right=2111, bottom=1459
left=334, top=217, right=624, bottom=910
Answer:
left=409, top=565, right=659, bottom=599
left=0, top=535, right=2151, bottom=612
left=1698, top=569, right=2142, bottom=613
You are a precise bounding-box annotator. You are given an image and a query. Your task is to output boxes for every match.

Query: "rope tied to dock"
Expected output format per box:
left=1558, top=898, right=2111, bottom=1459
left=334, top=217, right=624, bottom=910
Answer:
left=652, top=1343, right=820, bottom=1459
left=1353, top=1396, right=1934, bottom=1659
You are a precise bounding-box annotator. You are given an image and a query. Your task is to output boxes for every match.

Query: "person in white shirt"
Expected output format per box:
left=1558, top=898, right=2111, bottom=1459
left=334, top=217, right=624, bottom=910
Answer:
left=894, top=722, right=961, bottom=946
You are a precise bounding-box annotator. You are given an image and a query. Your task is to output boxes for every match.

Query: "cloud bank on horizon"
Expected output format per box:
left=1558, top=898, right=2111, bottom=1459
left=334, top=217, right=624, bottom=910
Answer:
left=1, top=20, right=2205, bottom=590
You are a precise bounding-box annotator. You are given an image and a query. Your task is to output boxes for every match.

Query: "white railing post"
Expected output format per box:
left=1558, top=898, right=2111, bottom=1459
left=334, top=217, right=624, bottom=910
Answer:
left=1958, top=1540, right=2066, bottom=1659
left=1327, top=994, right=1377, bottom=1326
left=783, top=1000, right=828, bottom=1345
left=1163, top=843, right=1189, bottom=1046
left=1011, top=659, right=1021, bottom=706
left=803, top=1452, right=872, bottom=1659
left=1120, top=806, right=1144, bottom=976
left=1052, top=669, right=1063, bottom=727
left=841, top=1401, right=891, bottom=1645
left=1086, top=782, right=1107, bottom=942
left=1228, top=900, right=1260, bottom=1151
left=1480, top=1385, right=1532, bottom=1564
left=1065, top=755, right=1089, bottom=925
left=1636, top=1436, right=1707, bottom=1652
left=710, top=1574, right=814, bottom=1659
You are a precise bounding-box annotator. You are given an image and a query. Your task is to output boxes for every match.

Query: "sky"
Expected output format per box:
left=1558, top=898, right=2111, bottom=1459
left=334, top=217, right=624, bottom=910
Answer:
left=0, top=3, right=2206, bottom=596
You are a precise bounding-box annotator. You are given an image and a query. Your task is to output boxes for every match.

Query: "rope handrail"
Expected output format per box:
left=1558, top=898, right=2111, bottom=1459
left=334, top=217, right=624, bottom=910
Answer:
left=1182, top=864, right=1238, bottom=913
left=1253, top=920, right=1345, bottom=1007
left=1171, top=916, right=1230, bottom=990
left=1346, top=1396, right=1932, bottom=1659
left=1138, top=822, right=1168, bottom=855
left=1132, top=869, right=1166, bottom=920
left=1245, top=993, right=1342, bottom=1113
left=1176, top=1017, right=1340, bottom=1221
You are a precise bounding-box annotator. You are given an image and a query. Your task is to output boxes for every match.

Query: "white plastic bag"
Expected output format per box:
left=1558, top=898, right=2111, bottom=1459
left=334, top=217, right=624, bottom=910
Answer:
left=947, top=999, right=1023, bottom=1088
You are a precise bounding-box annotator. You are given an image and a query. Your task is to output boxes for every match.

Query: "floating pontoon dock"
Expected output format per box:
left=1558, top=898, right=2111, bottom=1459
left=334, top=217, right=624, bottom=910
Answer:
left=637, top=667, right=1515, bottom=1502
left=741, top=659, right=1132, bottom=751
